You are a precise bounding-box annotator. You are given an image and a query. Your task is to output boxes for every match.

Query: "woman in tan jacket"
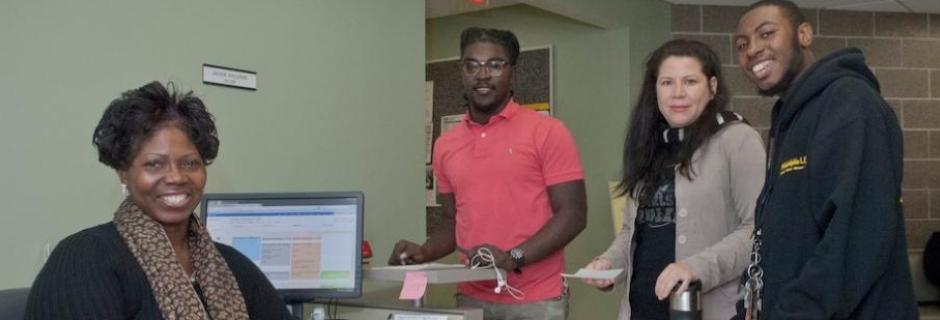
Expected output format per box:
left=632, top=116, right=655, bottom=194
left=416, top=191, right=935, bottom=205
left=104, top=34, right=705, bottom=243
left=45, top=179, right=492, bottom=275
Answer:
left=581, top=39, right=765, bottom=320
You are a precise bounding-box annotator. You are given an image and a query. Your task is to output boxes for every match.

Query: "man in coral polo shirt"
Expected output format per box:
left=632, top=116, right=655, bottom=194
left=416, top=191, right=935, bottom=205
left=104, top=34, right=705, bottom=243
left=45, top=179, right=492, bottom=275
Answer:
left=389, top=27, right=586, bottom=320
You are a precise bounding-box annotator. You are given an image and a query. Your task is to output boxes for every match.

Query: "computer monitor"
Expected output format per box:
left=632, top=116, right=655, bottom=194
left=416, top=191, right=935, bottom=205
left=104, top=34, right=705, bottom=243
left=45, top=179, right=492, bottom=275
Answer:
left=200, top=192, right=363, bottom=302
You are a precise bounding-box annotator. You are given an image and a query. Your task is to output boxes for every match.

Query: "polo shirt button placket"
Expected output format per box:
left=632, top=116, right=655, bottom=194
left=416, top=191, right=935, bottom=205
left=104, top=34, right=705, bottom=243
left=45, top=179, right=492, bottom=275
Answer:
left=472, top=131, right=490, bottom=157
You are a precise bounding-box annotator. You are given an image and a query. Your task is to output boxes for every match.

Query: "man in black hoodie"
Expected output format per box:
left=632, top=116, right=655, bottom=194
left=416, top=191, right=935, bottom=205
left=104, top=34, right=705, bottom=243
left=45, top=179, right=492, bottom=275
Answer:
left=732, top=0, right=918, bottom=319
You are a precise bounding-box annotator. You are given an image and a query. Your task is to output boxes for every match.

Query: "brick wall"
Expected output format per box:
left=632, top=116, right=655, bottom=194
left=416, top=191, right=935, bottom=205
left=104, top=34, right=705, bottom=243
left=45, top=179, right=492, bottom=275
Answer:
left=671, top=4, right=940, bottom=250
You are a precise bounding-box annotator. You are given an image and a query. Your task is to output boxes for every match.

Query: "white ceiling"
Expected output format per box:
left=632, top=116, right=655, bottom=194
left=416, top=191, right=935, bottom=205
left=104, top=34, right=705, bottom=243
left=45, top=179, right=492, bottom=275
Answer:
left=662, top=0, right=940, bottom=13
left=427, top=0, right=940, bottom=20
left=426, top=0, right=521, bottom=19
left=425, top=0, right=633, bottom=28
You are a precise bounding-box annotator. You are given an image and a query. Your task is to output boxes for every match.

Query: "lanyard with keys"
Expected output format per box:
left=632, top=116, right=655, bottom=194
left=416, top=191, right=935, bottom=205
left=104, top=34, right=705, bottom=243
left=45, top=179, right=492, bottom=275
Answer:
left=743, top=228, right=764, bottom=319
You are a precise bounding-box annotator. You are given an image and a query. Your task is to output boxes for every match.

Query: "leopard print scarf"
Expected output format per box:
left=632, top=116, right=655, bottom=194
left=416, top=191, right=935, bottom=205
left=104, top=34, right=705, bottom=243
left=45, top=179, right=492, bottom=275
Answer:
left=113, top=199, right=249, bottom=320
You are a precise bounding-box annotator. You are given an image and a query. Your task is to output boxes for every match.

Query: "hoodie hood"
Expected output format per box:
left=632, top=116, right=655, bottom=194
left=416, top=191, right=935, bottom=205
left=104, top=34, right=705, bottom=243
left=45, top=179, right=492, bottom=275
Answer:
left=774, top=48, right=880, bottom=131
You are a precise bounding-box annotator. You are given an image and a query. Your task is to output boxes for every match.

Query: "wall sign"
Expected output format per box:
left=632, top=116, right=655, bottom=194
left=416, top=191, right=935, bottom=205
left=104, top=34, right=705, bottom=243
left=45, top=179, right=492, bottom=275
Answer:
left=202, top=64, right=257, bottom=90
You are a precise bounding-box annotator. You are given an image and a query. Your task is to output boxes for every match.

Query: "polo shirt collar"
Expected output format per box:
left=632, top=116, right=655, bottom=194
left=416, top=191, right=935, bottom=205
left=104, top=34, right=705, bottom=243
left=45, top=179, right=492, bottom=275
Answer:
left=464, top=98, right=521, bottom=127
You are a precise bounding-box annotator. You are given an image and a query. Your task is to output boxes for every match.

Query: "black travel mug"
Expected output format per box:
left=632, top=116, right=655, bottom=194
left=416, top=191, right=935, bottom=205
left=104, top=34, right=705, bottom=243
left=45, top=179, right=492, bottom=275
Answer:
left=669, top=280, right=702, bottom=320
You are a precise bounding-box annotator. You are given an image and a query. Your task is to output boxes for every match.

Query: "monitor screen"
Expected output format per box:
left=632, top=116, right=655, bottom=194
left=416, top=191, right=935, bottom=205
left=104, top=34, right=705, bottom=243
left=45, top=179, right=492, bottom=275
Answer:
left=200, top=192, right=363, bottom=302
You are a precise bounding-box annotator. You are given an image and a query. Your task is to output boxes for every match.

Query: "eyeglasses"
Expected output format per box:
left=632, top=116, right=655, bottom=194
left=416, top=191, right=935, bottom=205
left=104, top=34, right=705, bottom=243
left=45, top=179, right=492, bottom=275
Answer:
left=461, top=59, right=509, bottom=76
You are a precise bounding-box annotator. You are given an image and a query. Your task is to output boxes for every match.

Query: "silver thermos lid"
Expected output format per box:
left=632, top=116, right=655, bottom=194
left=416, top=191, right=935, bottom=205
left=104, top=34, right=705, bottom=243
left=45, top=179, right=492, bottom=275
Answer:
left=669, top=280, right=702, bottom=320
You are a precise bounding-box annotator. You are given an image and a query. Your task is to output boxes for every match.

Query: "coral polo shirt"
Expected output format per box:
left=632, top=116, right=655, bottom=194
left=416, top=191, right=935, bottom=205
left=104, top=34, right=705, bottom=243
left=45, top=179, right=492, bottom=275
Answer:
left=432, top=99, right=584, bottom=303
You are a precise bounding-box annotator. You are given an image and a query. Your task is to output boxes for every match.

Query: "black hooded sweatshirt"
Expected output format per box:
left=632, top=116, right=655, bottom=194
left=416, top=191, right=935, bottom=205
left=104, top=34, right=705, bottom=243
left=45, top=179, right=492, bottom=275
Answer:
left=747, top=48, right=918, bottom=319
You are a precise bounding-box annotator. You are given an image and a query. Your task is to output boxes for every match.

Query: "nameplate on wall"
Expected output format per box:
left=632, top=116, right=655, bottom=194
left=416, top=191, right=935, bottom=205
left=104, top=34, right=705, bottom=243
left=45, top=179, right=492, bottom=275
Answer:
left=202, top=64, right=257, bottom=90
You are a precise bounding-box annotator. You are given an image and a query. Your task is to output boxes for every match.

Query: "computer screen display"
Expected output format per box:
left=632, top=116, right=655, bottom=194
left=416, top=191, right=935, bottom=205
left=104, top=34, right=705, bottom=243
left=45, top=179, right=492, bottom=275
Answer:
left=200, top=192, right=363, bottom=302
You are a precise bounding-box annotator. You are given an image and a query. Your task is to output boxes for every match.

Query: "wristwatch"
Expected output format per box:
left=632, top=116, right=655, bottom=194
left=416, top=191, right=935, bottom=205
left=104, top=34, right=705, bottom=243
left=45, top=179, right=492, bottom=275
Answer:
left=509, top=247, right=525, bottom=273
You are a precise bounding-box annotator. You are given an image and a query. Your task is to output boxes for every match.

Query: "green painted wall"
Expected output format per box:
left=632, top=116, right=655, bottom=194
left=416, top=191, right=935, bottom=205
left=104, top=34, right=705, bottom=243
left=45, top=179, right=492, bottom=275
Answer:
left=0, top=0, right=424, bottom=291
left=426, top=2, right=670, bottom=318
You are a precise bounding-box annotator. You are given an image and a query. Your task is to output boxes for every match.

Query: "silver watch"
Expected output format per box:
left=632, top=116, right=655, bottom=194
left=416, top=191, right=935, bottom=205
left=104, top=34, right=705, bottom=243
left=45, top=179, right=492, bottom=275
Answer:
left=509, top=247, right=525, bottom=270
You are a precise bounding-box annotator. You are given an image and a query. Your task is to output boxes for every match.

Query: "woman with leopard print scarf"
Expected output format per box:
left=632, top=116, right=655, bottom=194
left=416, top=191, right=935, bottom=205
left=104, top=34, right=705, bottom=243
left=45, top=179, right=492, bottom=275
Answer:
left=25, top=81, right=291, bottom=320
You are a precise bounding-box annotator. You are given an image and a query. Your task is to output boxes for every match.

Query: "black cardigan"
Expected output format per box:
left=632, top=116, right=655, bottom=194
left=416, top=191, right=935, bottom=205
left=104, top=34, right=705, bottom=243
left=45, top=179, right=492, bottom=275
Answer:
left=24, top=222, right=291, bottom=320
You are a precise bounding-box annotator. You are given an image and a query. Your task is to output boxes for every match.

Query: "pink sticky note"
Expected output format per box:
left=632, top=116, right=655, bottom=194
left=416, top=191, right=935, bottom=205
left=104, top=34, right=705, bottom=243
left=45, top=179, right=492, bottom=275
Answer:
left=399, top=271, right=428, bottom=300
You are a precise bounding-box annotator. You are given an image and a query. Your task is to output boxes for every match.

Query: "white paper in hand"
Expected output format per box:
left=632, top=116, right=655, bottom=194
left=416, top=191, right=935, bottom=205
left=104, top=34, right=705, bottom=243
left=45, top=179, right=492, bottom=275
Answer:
left=561, top=268, right=624, bottom=280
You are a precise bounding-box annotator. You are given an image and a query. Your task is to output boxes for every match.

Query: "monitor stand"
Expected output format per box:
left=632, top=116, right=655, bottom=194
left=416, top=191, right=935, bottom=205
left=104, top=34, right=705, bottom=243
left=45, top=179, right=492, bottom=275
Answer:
left=289, top=301, right=348, bottom=320
left=289, top=302, right=303, bottom=319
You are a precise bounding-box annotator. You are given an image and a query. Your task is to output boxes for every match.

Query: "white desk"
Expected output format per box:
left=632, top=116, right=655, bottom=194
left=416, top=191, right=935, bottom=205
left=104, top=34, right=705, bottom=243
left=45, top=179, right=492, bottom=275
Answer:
left=311, top=301, right=482, bottom=320
left=921, top=305, right=940, bottom=320
left=364, top=264, right=498, bottom=283
left=305, top=264, right=499, bottom=319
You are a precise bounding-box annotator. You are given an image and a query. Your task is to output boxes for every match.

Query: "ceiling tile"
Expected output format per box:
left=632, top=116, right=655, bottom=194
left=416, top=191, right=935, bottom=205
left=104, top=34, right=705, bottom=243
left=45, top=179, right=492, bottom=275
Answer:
left=900, top=0, right=940, bottom=13
left=667, top=0, right=751, bottom=5
left=663, top=0, right=940, bottom=13
left=829, top=1, right=908, bottom=12
left=792, top=0, right=880, bottom=8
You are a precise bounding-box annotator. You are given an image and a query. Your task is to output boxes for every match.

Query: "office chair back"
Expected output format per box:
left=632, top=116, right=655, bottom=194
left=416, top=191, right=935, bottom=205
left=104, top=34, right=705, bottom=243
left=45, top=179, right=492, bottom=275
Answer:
left=0, top=287, right=30, bottom=320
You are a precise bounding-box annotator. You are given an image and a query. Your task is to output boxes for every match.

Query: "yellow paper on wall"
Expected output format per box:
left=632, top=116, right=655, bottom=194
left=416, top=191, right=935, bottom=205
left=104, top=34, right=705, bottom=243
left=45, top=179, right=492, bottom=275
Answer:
left=523, top=102, right=550, bottom=111
left=609, top=181, right=627, bottom=234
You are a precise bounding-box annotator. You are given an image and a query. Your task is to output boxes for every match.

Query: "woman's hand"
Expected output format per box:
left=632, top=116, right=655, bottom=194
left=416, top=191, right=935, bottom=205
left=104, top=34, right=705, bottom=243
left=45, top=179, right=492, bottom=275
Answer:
left=581, top=258, right=616, bottom=288
left=654, top=262, right=696, bottom=300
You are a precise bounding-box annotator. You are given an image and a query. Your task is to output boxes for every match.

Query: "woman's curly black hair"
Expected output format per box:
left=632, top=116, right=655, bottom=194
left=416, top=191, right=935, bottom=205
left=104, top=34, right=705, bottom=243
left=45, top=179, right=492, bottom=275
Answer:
left=92, top=81, right=220, bottom=170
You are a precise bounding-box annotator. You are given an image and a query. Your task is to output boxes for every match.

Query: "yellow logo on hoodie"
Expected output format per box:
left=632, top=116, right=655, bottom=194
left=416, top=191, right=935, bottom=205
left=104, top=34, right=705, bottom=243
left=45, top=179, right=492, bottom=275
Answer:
left=779, top=156, right=807, bottom=175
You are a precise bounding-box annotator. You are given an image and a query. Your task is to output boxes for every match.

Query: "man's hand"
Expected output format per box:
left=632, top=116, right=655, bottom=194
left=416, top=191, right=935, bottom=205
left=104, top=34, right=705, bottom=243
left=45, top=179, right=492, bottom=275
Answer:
left=581, top=258, right=616, bottom=288
left=655, top=262, right=696, bottom=300
left=468, top=244, right=516, bottom=271
left=388, top=240, right=427, bottom=265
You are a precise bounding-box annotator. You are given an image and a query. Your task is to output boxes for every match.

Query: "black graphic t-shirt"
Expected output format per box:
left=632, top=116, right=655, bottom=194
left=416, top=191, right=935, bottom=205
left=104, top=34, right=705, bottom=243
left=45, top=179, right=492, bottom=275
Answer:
left=629, top=169, right=677, bottom=320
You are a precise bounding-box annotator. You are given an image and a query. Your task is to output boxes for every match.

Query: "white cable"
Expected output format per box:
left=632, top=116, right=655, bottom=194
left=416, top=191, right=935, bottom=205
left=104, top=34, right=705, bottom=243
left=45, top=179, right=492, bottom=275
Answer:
left=468, top=247, right=525, bottom=300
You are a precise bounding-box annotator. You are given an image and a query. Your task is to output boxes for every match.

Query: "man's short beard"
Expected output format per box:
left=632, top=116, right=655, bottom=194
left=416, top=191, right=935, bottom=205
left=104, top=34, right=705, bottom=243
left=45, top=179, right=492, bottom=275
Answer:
left=759, top=36, right=805, bottom=97
left=464, top=90, right=512, bottom=115
left=465, top=93, right=499, bottom=113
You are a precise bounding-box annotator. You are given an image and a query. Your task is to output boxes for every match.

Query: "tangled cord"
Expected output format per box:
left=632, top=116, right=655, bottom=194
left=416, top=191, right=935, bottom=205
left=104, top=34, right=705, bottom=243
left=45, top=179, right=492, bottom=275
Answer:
left=468, top=247, right=525, bottom=300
